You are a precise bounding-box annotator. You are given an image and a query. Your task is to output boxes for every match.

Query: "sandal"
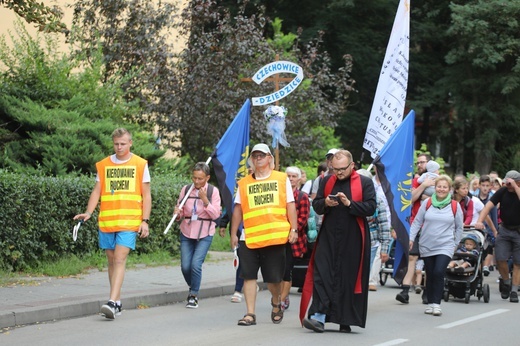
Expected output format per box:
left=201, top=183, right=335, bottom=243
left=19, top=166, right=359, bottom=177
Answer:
left=238, top=313, right=256, bottom=326
left=231, top=292, right=243, bottom=303
left=271, top=298, right=284, bottom=324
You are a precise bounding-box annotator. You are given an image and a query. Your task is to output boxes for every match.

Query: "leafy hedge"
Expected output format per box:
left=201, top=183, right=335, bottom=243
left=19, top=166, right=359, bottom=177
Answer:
left=0, top=170, right=188, bottom=271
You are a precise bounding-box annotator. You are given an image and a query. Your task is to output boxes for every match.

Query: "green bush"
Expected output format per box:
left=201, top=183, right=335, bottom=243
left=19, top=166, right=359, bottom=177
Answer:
left=0, top=170, right=189, bottom=271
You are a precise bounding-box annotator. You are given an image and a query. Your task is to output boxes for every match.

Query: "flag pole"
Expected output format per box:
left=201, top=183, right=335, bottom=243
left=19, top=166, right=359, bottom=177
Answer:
left=163, top=156, right=212, bottom=235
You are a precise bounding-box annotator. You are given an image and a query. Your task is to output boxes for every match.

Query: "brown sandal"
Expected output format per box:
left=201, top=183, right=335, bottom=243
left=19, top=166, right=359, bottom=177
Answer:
left=271, top=298, right=284, bottom=324
left=238, top=313, right=256, bottom=326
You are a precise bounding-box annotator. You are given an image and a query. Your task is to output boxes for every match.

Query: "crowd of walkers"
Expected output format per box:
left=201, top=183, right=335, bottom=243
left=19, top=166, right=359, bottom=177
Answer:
left=73, top=131, right=518, bottom=333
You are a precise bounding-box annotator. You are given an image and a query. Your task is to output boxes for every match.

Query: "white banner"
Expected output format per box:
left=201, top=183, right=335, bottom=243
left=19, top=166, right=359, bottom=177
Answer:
left=363, top=0, right=410, bottom=158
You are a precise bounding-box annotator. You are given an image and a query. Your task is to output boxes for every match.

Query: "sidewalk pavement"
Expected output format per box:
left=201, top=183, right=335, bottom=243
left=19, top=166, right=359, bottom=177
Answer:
left=0, top=251, right=240, bottom=329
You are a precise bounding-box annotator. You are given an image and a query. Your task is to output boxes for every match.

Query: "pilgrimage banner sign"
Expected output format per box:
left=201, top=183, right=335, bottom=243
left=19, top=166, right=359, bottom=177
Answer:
left=363, top=0, right=410, bottom=158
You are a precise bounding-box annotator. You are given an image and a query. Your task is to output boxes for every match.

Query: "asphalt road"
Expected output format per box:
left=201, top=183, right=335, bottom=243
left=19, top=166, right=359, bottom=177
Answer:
left=2, top=274, right=519, bottom=346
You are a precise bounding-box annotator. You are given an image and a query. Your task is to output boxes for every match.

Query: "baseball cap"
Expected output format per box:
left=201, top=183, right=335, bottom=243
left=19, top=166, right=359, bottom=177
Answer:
left=326, top=148, right=339, bottom=158
left=250, top=143, right=272, bottom=155
left=248, top=143, right=274, bottom=170
left=504, top=170, right=520, bottom=182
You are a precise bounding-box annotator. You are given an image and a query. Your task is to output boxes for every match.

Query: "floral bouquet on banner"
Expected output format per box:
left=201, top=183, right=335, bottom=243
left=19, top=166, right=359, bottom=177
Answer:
left=263, top=105, right=290, bottom=149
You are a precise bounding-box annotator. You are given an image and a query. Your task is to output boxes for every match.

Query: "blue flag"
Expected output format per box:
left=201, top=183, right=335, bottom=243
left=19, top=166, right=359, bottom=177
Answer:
left=212, top=99, right=251, bottom=217
left=373, top=110, right=415, bottom=285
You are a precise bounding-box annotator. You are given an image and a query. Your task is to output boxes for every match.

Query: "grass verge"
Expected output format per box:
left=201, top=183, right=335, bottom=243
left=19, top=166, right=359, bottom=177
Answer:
left=0, top=250, right=178, bottom=287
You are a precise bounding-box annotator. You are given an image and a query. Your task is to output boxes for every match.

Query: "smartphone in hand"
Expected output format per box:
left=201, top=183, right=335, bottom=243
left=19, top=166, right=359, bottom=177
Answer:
left=328, top=194, right=339, bottom=201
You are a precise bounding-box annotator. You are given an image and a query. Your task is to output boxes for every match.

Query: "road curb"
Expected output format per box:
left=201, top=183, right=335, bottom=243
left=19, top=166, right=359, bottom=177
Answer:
left=0, top=284, right=237, bottom=329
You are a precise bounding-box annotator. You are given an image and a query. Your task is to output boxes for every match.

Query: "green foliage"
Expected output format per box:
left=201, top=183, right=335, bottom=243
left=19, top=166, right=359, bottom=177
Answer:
left=0, top=170, right=189, bottom=272
left=268, top=18, right=297, bottom=52
left=209, top=233, right=231, bottom=252
left=0, top=19, right=165, bottom=175
left=1, top=0, right=68, bottom=33
left=149, top=156, right=195, bottom=178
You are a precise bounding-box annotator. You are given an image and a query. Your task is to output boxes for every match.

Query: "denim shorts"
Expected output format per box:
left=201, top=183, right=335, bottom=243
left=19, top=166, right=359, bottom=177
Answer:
left=99, top=230, right=137, bottom=250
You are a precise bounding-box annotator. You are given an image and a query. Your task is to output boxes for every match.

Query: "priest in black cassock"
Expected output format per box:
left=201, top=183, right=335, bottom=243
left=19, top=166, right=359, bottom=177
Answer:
left=300, top=149, right=376, bottom=333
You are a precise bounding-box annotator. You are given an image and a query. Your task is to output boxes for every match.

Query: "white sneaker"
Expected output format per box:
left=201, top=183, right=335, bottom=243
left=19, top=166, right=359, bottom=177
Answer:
left=100, top=301, right=117, bottom=319
left=433, top=307, right=442, bottom=316
left=424, top=305, right=434, bottom=315
left=115, top=303, right=122, bottom=316
left=186, top=295, right=198, bottom=309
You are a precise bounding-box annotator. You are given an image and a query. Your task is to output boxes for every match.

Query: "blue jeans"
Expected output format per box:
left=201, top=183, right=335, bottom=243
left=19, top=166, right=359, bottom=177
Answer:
left=370, top=245, right=378, bottom=271
left=180, top=233, right=213, bottom=296
left=423, top=254, right=451, bottom=305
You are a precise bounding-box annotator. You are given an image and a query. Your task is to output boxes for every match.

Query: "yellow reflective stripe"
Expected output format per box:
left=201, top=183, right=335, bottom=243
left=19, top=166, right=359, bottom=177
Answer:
left=247, top=231, right=289, bottom=244
left=99, top=219, right=142, bottom=227
left=243, top=207, right=286, bottom=220
left=99, top=209, right=142, bottom=217
left=246, top=221, right=290, bottom=234
left=101, top=194, right=142, bottom=202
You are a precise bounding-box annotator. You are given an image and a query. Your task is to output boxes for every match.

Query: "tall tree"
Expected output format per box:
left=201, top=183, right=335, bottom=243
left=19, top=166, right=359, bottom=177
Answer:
left=443, top=0, right=520, bottom=174
left=70, top=0, right=181, bottom=132
left=172, top=0, right=354, bottom=166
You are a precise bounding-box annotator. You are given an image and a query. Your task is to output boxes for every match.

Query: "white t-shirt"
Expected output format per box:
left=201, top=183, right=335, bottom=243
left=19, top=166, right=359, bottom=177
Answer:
left=301, top=180, right=312, bottom=194
left=470, top=196, right=485, bottom=226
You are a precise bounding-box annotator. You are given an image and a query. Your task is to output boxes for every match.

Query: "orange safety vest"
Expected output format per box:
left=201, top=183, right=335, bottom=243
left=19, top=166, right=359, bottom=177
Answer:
left=238, top=170, right=290, bottom=249
left=96, top=154, right=147, bottom=233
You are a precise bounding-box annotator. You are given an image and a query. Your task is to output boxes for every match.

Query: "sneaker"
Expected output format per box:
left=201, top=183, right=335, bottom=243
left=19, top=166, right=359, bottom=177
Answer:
left=510, top=291, right=519, bottom=303
left=489, top=265, right=494, bottom=271
left=115, top=303, right=122, bottom=316
left=433, top=307, right=442, bottom=316
left=424, top=305, right=434, bottom=315
left=281, top=296, right=290, bottom=311
left=186, top=295, right=198, bottom=309
left=396, top=291, right=409, bottom=304
left=483, top=266, right=490, bottom=277
left=100, top=300, right=117, bottom=319
left=500, top=279, right=511, bottom=300
left=415, top=286, right=422, bottom=294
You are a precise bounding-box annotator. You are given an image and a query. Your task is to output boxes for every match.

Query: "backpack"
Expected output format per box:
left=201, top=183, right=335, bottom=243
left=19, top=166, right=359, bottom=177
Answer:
left=425, top=198, right=457, bottom=217
left=297, top=190, right=318, bottom=242
left=180, top=183, right=221, bottom=224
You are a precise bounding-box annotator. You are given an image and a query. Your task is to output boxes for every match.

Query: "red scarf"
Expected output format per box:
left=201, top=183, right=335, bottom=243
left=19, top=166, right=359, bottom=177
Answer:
left=299, top=170, right=366, bottom=324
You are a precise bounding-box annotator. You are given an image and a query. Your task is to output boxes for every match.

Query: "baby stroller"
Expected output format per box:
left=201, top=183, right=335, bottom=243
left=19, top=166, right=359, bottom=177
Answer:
left=443, top=228, right=490, bottom=304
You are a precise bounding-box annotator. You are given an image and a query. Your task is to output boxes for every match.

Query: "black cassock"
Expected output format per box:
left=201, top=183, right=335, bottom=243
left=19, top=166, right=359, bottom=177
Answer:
left=309, top=174, right=376, bottom=328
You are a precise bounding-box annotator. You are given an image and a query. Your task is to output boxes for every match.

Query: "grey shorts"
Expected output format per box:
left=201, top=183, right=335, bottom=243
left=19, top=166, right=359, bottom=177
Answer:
left=494, top=225, right=520, bottom=264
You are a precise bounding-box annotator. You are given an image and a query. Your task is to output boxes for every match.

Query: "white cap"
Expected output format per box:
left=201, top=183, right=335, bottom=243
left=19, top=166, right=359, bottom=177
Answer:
left=326, top=148, right=339, bottom=157
left=250, top=143, right=272, bottom=155
left=247, top=143, right=274, bottom=170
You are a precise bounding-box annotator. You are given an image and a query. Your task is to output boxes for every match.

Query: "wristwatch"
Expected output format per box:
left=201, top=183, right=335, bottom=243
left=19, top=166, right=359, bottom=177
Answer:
left=142, top=219, right=149, bottom=223
left=290, top=229, right=297, bottom=233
